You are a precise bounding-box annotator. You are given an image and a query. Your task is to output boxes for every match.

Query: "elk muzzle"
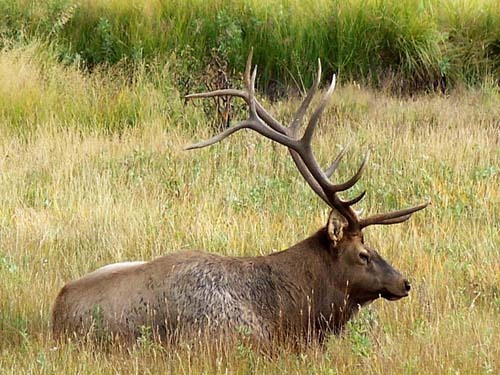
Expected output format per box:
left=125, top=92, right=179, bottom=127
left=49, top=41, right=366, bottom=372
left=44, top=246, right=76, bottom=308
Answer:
left=380, top=274, right=411, bottom=301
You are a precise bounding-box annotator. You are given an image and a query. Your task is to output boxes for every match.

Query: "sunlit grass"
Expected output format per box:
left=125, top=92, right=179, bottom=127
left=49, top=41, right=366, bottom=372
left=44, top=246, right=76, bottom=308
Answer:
left=0, top=44, right=498, bottom=374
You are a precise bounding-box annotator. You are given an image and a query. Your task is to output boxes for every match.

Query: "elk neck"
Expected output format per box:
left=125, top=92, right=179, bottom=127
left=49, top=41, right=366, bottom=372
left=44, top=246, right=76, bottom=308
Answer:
left=263, top=228, right=359, bottom=331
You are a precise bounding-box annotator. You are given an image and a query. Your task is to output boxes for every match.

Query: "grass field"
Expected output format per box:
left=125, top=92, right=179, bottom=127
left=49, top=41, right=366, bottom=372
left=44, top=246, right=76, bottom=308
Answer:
left=0, top=41, right=499, bottom=373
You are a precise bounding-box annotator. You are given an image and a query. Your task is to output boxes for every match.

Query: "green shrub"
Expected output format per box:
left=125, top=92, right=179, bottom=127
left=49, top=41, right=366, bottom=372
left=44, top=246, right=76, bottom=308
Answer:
left=0, top=0, right=498, bottom=90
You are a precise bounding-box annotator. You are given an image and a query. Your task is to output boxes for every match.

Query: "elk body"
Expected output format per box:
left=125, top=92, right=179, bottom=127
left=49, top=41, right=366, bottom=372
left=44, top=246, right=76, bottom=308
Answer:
left=52, top=52, right=428, bottom=347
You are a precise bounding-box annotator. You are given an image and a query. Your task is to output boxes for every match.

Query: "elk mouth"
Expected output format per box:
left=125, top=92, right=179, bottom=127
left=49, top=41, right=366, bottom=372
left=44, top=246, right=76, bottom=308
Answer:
left=380, top=290, right=408, bottom=301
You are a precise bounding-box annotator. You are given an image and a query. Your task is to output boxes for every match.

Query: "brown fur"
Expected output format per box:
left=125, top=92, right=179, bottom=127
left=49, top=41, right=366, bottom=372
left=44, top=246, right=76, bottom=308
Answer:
left=52, top=211, right=410, bottom=347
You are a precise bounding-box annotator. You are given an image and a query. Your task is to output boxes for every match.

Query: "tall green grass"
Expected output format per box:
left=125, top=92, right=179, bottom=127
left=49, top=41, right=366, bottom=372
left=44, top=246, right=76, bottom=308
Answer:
left=0, top=0, right=498, bottom=91
left=0, top=42, right=189, bottom=135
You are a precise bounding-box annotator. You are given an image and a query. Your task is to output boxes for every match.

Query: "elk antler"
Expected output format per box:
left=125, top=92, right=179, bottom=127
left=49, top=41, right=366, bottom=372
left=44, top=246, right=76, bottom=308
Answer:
left=185, top=50, right=429, bottom=231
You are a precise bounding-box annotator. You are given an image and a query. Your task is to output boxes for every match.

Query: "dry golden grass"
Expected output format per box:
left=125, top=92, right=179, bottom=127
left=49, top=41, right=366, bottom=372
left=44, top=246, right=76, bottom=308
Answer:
left=0, top=45, right=498, bottom=374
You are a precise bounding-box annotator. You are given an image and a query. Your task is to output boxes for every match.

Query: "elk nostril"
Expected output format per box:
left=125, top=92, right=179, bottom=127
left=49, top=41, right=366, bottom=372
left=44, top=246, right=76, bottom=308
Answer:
left=404, top=279, right=411, bottom=292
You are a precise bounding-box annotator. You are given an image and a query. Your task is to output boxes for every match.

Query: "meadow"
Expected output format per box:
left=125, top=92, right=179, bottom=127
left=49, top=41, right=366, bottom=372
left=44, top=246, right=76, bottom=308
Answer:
left=0, top=0, right=499, bottom=373
left=0, top=39, right=498, bottom=373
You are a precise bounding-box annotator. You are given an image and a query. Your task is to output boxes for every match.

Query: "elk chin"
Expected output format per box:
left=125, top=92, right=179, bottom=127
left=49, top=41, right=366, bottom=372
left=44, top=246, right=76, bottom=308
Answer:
left=379, top=289, right=409, bottom=301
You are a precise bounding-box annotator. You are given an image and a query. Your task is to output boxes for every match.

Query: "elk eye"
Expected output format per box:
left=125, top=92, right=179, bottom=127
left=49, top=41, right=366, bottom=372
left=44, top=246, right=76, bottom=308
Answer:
left=359, top=252, right=370, bottom=264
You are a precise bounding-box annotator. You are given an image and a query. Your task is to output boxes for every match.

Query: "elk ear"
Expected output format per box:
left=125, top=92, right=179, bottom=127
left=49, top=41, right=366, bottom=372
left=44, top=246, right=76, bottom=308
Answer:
left=327, top=209, right=348, bottom=246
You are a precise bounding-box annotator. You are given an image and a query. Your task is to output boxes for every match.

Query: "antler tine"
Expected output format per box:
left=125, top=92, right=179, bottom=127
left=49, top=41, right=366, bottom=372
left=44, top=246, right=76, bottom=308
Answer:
left=184, top=51, right=251, bottom=103
left=301, top=74, right=336, bottom=146
left=185, top=89, right=247, bottom=101
left=244, top=48, right=254, bottom=88
left=343, top=190, right=366, bottom=206
left=248, top=65, right=258, bottom=116
left=290, top=59, right=322, bottom=135
left=371, top=214, right=413, bottom=225
left=184, top=121, right=251, bottom=150
left=359, top=200, right=430, bottom=228
left=325, top=141, right=351, bottom=178
left=331, top=150, right=370, bottom=192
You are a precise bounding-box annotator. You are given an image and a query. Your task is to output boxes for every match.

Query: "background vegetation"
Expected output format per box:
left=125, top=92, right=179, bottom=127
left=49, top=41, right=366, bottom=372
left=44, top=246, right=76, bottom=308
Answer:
left=0, top=0, right=498, bottom=91
left=0, top=0, right=499, bottom=373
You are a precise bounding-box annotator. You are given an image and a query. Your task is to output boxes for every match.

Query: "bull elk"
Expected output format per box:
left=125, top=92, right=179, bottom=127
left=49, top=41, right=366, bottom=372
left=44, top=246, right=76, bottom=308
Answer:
left=52, top=52, right=429, bottom=348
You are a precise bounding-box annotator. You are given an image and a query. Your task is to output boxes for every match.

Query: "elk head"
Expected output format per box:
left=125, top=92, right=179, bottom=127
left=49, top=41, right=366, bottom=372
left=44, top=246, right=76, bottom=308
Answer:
left=185, top=50, right=428, bottom=308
